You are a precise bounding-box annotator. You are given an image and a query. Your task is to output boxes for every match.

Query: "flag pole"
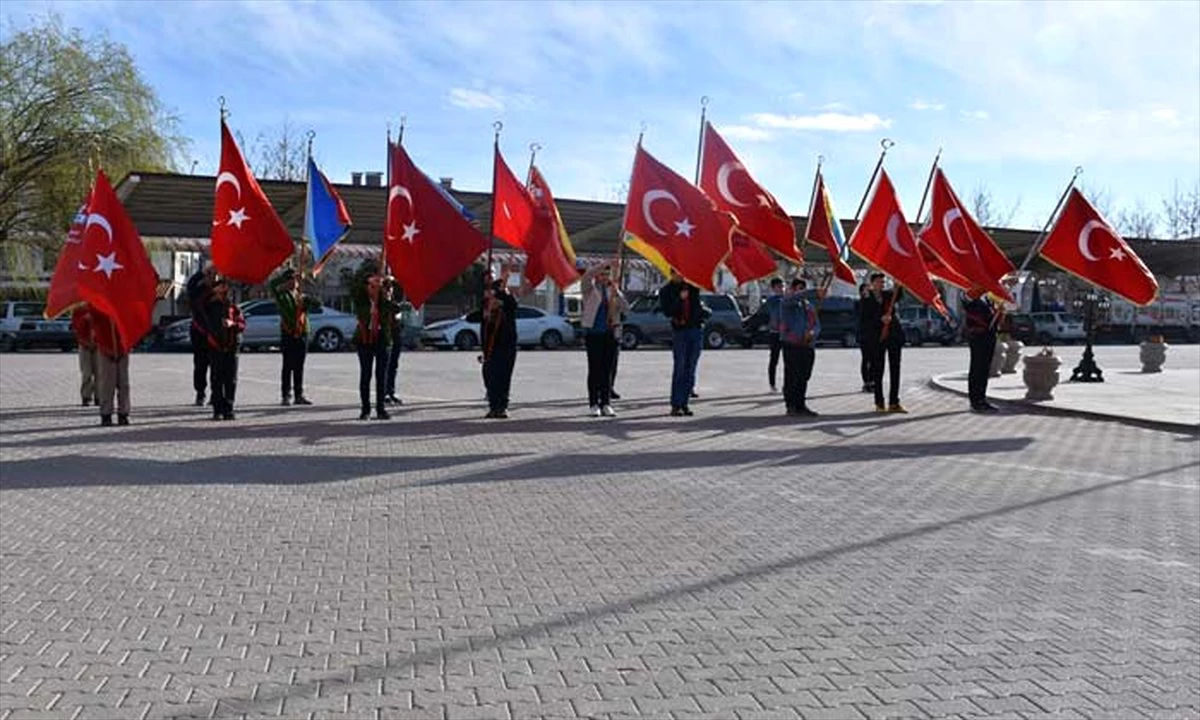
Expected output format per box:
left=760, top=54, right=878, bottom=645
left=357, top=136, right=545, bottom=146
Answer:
left=615, top=123, right=645, bottom=292
left=487, top=120, right=502, bottom=279
left=854, top=137, right=894, bottom=221
left=914, top=148, right=942, bottom=226
left=693, top=96, right=709, bottom=185
left=527, top=142, right=541, bottom=183
left=382, top=123, right=391, bottom=278
left=300, top=129, right=315, bottom=279
left=806, top=155, right=838, bottom=303
left=1016, top=165, right=1083, bottom=274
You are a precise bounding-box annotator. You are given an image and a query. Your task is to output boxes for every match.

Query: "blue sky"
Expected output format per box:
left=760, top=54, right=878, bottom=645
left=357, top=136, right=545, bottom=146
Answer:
left=5, top=0, right=1200, bottom=233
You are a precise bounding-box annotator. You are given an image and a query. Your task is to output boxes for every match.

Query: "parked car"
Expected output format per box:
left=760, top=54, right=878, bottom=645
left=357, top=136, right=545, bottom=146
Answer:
left=421, top=306, right=574, bottom=350
left=1028, top=311, right=1086, bottom=344
left=1005, top=312, right=1036, bottom=343
left=740, top=292, right=860, bottom=348
left=0, top=301, right=74, bottom=352
left=620, top=292, right=745, bottom=350
left=898, top=305, right=959, bottom=346
left=159, top=299, right=358, bottom=352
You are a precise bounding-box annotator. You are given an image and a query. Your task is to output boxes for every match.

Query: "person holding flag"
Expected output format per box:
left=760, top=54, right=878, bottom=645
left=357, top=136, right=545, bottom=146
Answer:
left=780, top=278, right=821, bottom=417
left=660, top=269, right=707, bottom=417
left=90, top=307, right=131, bottom=426
left=202, top=275, right=245, bottom=421
left=764, top=277, right=785, bottom=392
left=861, top=273, right=907, bottom=413
left=71, top=305, right=99, bottom=407
left=579, top=261, right=628, bottom=418
left=351, top=262, right=395, bottom=421
left=962, top=287, right=1000, bottom=413
left=269, top=267, right=317, bottom=407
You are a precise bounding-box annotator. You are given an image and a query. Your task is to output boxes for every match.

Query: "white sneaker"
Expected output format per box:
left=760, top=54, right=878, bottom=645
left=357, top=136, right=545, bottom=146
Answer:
left=601, top=405, right=617, bottom=417
left=590, top=405, right=602, bottom=418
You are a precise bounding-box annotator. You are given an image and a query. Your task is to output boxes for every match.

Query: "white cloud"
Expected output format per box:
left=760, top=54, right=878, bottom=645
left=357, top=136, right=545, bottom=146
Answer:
left=959, top=109, right=990, bottom=120
left=447, top=88, right=504, bottom=111
left=716, top=125, right=772, bottom=142
left=910, top=99, right=945, bottom=111
left=1151, top=107, right=1181, bottom=125
left=750, top=112, right=893, bottom=132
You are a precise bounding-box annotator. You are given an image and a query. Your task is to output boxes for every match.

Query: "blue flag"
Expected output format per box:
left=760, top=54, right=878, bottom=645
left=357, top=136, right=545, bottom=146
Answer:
left=304, top=157, right=352, bottom=272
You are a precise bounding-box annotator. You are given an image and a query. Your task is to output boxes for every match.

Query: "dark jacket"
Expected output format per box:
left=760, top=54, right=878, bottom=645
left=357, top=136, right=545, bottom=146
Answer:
left=351, top=279, right=397, bottom=347
left=660, top=280, right=706, bottom=330
left=482, top=282, right=518, bottom=356
left=860, top=289, right=906, bottom=346
left=186, top=271, right=211, bottom=338
left=203, top=298, right=245, bottom=353
left=962, top=296, right=998, bottom=340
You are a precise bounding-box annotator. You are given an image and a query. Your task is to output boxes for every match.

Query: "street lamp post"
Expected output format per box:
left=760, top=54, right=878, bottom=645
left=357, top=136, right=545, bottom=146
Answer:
left=1069, top=290, right=1110, bottom=383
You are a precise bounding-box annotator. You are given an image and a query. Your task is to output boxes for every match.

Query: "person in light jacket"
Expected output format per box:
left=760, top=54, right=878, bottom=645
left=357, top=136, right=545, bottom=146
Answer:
left=780, top=278, right=821, bottom=417
left=579, top=260, right=629, bottom=418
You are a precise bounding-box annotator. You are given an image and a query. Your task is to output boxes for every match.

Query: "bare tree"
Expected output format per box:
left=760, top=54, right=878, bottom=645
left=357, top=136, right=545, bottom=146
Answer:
left=1115, top=200, right=1159, bottom=239
left=1162, top=179, right=1200, bottom=240
left=969, top=182, right=1021, bottom=228
left=233, top=120, right=306, bottom=181
left=1081, top=185, right=1112, bottom=218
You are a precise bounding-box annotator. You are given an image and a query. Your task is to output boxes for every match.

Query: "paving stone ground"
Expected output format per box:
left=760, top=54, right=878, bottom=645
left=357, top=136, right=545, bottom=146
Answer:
left=1, top=344, right=1198, bottom=720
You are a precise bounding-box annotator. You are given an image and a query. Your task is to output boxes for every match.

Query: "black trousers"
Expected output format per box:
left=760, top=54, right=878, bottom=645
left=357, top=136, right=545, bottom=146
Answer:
left=209, top=350, right=238, bottom=416
left=386, top=336, right=403, bottom=397
left=859, top=344, right=872, bottom=386
left=280, top=335, right=307, bottom=399
left=782, top=343, right=815, bottom=412
left=968, top=334, right=997, bottom=406
left=869, top=340, right=903, bottom=406
left=191, top=327, right=209, bottom=394
left=767, top=333, right=782, bottom=387
left=610, top=342, right=620, bottom=393
left=357, top=342, right=388, bottom=412
left=585, top=332, right=618, bottom=407
left=483, top=343, right=517, bottom=412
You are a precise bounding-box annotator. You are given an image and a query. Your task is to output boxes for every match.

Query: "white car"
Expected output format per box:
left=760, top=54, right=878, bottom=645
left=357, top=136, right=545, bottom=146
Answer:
left=422, top=307, right=574, bottom=350
left=1030, top=311, right=1087, bottom=344
left=161, top=299, right=358, bottom=352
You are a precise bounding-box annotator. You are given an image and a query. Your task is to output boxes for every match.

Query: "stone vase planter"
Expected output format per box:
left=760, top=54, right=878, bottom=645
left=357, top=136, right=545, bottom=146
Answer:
left=1023, top=348, right=1061, bottom=401
left=1139, top=338, right=1168, bottom=373
left=1002, top=340, right=1024, bottom=374
left=989, top=339, right=1006, bottom=377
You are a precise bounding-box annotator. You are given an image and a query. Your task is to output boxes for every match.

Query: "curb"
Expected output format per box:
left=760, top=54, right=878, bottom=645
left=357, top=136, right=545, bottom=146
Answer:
left=928, top=373, right=1200, bottom=435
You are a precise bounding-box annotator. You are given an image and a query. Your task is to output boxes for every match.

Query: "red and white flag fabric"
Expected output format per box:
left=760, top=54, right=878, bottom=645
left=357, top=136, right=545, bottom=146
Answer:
left=526, top=165, right=581, bottom=289
left=1039, top=188, right=1158, bottom=306
left=849, top=169, right=946, bottom=314
left=623, top=145, right=735, bottom=291
left=45, top=170, right=159, bottom=353
left=725, top=231, right=779, bottom=285
left=918, top=169, right=1014, bottom=302
left=385, top=142, right=489, bottom=308
left=804, top=172, right=856, bottom=285
left=698, top=122, right=799, bottom=262
left=211, top=120, right=295, bottom=284
left=491, top=145, right=540, bottom=254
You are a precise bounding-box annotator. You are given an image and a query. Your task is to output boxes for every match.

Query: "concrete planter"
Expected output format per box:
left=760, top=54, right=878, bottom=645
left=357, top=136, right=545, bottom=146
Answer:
left=1139, top=339, right=1167, bottom=373
left=989, top=339, right=1006, bottom=377
left=1023, top=348, right=1061, bottom=401
left=1002, top=340, right=1024, bottom=374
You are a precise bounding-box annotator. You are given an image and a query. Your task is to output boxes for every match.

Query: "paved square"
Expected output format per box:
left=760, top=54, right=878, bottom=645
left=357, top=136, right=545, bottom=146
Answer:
left=2, top=344, right=1198, bottom=720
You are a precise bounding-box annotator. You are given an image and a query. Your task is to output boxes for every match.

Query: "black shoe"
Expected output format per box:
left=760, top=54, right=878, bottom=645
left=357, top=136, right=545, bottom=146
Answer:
left=117, top=414, right=129, bottom=426
left=786, top=408, right=802, bottom=416
left=493, top=409, right=509, bottom=419
left=195, top=392, right=205, bottom=407
left=82, top=399, right=90, bottom=407
left=375, top=409, right=391, bottom=420
left=281, top=397, right=291, bottom=407
left=861, top=384, right=873, bottom=393
left=670, top=407, right=684, bottom=417
left=223, top=412, right=235, bottom=421
left=610, top=390, right=621, bottom=400
left=100, top=414, right=113, bottom=426
left=681, top=406, right=694, bottom=416
left=690, top=390, right=699, bottom=399
left=212, top=412, right=222, bottom=421
left=983, top=402, right=1000, bottom=413
left=359, top=409, right=370, bottom=420
left=800, top=407, right=818, bottom=417
left=294, top=396, right=312, bottom=406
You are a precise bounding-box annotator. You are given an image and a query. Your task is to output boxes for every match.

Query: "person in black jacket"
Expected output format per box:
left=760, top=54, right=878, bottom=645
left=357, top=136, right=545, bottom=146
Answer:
left=854, top=282, right=873, bottom=393
left=963, top=288, right=1000, bottom=413
left=861, top=272, right=907, bottom=413
left=481, top=264, right=524, bottom=419
left=186, top=263, right=216, bottom=406
left=660, top=269, right=706, bottom=417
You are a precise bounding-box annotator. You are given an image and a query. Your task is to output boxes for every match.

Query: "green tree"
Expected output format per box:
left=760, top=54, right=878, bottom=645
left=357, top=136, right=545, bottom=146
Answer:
left=0, top=13, right=187, bottom=261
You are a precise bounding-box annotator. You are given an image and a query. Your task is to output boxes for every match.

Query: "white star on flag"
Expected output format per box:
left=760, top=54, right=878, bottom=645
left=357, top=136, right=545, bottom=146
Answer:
left=227, top=207, right=250, bottom=229
left=93, top=252, right=123, bottom=279
left=674, top=217, right=695, bottom=238
left=402, top=221, right=420, bottom=243
left=1109, top=246, right=1126, bottom=261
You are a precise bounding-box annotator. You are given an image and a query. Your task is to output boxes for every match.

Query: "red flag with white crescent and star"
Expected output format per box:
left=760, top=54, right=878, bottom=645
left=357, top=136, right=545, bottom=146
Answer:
left=623, top=145, right=735, bottom=291
left=491, top=145, right=540, bottom=256
left=211, top=120, right=295, bottom=284
left=849, top=169, right=946, bottom=314
left=385, top=142, right=488, bottom=309
left=46, top=170, right=159, bottom=353
left=1039, top=188, right=1158, bottom=306
left=526, top=165, right=581, bottom=289
left=918, top=169, right=1014, bottom=302
left=698, top=122, right=800, bottom=263
left=44, top=197, right=92, bottom=319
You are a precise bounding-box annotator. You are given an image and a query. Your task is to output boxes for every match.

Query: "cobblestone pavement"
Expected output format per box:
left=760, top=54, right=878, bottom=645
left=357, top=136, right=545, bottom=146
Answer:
left=2, top=345, right=1197, bottom=720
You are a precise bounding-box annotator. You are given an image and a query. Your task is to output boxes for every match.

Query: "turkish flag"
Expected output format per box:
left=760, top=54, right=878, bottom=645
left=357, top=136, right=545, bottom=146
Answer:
left=385, top=142, right=488, bottom=308
left=726, top=231, right=779, bottom=285
left=46, top=170, right=159, bottom=353
left=44, top=199, right=91, bottom=319
left=804, top=173, right=856, bottom=285
left=211, top=120, right=295, bottom=284
left=527, top=166, right=581, bottom=289
left=699, top=123, right=799, bottom=262
left=623, top=145, right=734, bottom=291
left=1040, top=188, right=1158, bottom=306
left=849, top=169, right=945, bottom=313
left=491, top=146, right=539, bottom=253
left=918, top=169, right=1014, bottom=302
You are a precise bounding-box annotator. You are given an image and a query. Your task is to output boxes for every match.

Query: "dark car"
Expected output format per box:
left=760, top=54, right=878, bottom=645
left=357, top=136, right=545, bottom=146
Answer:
left=620, top=292, right=745, bottom=350
left=1005, top=312, right=1036, bottom=343
left=741, top=292, right=860, bottom=348
left=0, top=301, right=74, bottom=352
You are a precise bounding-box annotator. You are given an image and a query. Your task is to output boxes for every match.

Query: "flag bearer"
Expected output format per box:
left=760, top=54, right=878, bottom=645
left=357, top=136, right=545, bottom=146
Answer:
left=71, top=305, right=99, bottom=407
left=481, top=265, right=521, bottom=419
left=91, top=307, right=130, bottom=426
left=269, top=268, right=315, bottom=406
left=963, top=287, right=1000, bottom=413
left=764, top=276, right=785, bottom=392
left=204, top=275, right=245, bottom=421
left=351, top=263, right=394, bottom=421
left=580, top=261, right=628, bottom=418
left=861, top=272, right=907, bottom=413
left=186, top=263, right=216, bottom=406
left=660, top=269, right=706, bottom=417
left=780, top=278, right=821, bottom=416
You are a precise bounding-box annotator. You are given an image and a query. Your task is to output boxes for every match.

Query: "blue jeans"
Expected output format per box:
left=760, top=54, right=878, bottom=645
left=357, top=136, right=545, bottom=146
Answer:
left=671, top=328, right=703, bottom=408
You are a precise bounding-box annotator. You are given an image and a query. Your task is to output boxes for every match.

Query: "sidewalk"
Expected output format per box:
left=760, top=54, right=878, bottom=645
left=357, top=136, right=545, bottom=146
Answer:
left=933, top=356, right=1200, bottom=430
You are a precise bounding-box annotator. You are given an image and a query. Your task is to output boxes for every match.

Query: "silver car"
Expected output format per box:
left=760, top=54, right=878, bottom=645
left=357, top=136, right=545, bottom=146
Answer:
left=422, top=307, right=574, bottom=350
left=160, top=300, right=357, bottom=352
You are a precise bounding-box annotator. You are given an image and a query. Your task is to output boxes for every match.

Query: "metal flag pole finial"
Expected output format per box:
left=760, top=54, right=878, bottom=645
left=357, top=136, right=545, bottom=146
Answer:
left=396, top=115, right=408, bottom=146
left=305, top=129, right=315, bottom=160
left=854, top=138, right=896, bottom=221
left=1017, top=165, right=1085, bottom=274
left=218, top=96, right=229, bottom=121
left=527, top=142, right=542, bottom=177
left=493, top=120, right=503, bottom=143
left=694, top=96, right=710, bottom=184
left=914, top=147, right=943, bottom=225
